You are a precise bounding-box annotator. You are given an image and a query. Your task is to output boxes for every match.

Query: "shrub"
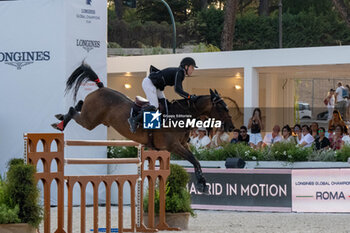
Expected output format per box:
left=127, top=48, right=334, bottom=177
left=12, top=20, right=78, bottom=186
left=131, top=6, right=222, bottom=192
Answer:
left=0, top=204, right=20, bottom=224
left=308, top=149, right=337, bottom=162
left=192, top=43, right=220, bottom=53
left=268, top=142, right=312, bottom=162
left=3, top=159, right=43, bottom=228
left=107, top=146, right=137, bottom=158
left=335, top=145, right=350, bottom=162
left=144, top=164, right=194, bottom=217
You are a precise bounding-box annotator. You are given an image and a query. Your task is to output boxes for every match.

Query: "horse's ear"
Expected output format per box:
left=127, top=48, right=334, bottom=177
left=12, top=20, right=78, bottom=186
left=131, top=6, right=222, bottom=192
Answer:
left=210, top=89, right=215, bottom=97
left=214, top=89, right=219, bottom=95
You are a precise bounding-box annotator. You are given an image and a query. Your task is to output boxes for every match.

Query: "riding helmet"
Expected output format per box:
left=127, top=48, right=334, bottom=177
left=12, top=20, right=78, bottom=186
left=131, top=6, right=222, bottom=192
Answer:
left=180, top=57, right=198, bottom=68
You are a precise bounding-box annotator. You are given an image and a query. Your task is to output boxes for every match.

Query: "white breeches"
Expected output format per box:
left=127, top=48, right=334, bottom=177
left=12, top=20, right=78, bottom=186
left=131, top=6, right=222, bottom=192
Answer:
left=142, top=77, right=165, bottom=108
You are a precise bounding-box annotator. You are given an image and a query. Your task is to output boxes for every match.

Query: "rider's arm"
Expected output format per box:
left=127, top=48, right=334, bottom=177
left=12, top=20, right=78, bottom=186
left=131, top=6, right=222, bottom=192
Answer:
left=174, top=70, right=190, bottom=99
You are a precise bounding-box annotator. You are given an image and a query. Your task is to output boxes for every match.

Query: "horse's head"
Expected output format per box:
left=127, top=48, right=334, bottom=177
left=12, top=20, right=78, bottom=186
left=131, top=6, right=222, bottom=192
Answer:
left=208, top=89, right=234, bottom=132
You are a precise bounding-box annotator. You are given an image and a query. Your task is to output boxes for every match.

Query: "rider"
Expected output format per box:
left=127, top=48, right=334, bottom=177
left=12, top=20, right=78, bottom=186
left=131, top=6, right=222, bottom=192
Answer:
left=129, top=57, right=198, bottom=133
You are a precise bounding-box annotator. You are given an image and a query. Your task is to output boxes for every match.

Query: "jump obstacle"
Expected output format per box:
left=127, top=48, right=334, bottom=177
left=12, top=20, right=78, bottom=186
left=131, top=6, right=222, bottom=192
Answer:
left=24, top=133, right=179, bottom=233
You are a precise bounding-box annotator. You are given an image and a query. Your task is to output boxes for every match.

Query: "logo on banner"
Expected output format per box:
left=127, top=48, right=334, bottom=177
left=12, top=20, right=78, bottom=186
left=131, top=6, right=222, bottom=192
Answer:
left=0, top=51, right=50, bottom=70
left=76, top=39, right=100, bottom=52
left=143, top=111, right=162, bottom=129
left=77, top=0, right=100, bottom=24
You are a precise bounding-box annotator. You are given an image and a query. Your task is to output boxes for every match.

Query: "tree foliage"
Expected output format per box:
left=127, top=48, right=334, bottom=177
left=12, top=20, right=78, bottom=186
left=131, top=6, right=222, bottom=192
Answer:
left=108, top=0, right=350, bottom=50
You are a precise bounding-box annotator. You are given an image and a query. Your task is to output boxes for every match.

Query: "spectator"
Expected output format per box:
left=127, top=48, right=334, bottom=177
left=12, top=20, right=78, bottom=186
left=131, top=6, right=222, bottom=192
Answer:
left=329, top=125, right=344, bottom=150
left=328, top=126, right=335, bottom=140
left=281, top=125, right=297, bottom=144
left=298, top=125, right=314, bottom=148
left=328, top=110, right=346, bottom=132
left=248, top=108, right=264, bottom=149
left=230, top=129, right=240, bottom=144
left=342, top=126, right=350, bottom=146
left=314, top=127, right=330, bottom=150
left=262, top=125, right=282, bottom=147
left=193, top=127, right=211, bottom=151
left=335, top=82, right=347, bottom=119
left=238, top=126, right=250, bottom=144
left=347, top=84, right=350, bottom=122
left=189, top=127, right=198, bottom=146
left=325, top=89, right=335, bottom=120
left=211, top=126, right=230, bottom=148
left=310, top=122, right=319, bottom=139
left=293, top=124, right=302, bottom=144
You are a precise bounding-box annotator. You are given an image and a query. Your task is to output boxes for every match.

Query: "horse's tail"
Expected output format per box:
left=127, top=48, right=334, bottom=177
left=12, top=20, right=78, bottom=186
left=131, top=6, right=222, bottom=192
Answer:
left=65, top=63, right=104, bottom=101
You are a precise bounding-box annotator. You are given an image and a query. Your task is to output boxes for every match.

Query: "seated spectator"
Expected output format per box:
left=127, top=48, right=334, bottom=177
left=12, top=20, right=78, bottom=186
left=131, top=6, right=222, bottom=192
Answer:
left=314, top=127, right=330, bottom=150
left=310, top=122, right=319, bottom=139
left=189, top=127, right=198, bottom=146
left=330, top=125, right=344, bottom=150
left=211, top=126, right=230, bottom=148
left=193, top=127, right=211, bottom=151
left=230, top=129, right=240, bottom=144
left=281, top=125, right=297, bottom=144
left=342, top=127, right=350, bottom=146
left=293, top=124, right=302, bottom=144
left=328, top=126, right=335, bottom=140
left=238, top=126, right=250, bottom=144
left=298, top=125, right=314, bottom=147
left=262, top=125, right=282, bottom=147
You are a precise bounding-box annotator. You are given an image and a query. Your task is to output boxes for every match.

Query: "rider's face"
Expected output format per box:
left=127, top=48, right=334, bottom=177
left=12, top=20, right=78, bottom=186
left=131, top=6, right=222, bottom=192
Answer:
left=186, top=65, right=194, bottom=76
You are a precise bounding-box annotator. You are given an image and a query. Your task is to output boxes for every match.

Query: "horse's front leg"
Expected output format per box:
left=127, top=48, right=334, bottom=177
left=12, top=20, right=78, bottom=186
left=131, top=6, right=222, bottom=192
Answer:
left=171, top=143, right=208, bottom=193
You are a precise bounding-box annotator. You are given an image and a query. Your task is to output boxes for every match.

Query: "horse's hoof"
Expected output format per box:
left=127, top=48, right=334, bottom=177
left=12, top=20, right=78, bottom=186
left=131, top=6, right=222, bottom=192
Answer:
left=51, top=122, right=64, bottom=131
left=196, top=182, right=209, bottom=195
left=55, top=114, right=64, bottom=121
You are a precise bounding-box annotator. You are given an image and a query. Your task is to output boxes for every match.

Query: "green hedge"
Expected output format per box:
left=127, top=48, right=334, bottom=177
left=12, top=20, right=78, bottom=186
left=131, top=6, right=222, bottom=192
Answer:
left=108, top=143, right=350, bottom=162
left=188, top=143, right=350, bottom=163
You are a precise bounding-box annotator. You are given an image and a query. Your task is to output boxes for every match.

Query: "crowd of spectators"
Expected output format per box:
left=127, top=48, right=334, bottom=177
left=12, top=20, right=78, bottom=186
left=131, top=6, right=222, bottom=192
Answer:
left=189, top=107, right=350, bottom=152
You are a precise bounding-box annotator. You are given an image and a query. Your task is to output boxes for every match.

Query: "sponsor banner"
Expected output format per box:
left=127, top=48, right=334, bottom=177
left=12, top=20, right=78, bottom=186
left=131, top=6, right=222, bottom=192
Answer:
left=0, top=0, right=66, bottom=176
left=292, top=169, right=350, bottom=212
left=64, top=0, right=107, bottom=205
left=65, top=0, right=107, bottom=102
left=186, top=168, right=292, bottom=212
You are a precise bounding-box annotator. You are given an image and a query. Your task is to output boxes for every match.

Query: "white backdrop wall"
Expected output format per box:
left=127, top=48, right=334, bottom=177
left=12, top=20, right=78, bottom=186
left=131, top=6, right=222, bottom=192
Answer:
left=0, top=0, right=107, bottom=205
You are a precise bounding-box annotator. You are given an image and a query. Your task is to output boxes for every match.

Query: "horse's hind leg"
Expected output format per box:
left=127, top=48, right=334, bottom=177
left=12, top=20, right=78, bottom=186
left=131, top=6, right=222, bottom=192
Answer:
left=55, top=100, right=84, bottom=121
left=52, top=107, right=77, bottom=131
left=71, top=112, right=100, bottom=131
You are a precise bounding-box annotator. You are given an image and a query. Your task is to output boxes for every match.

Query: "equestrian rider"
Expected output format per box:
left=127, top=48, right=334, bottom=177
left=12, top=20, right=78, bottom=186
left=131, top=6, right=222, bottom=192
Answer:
left=129, top=57, right=198, bottom=133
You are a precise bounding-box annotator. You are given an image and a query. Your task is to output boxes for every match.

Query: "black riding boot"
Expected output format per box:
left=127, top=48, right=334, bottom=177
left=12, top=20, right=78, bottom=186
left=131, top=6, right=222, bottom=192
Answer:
left=128, top=105, right=157, bottom=133
left=128, top=112, right=143, bottom=133
left=158, top=98, right=168, bottom=115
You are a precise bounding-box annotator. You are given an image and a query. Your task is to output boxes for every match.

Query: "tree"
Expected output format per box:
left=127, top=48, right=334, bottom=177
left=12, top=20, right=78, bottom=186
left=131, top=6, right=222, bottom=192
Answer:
left=136, top=0, right=190, bottom=23
left=114, top=0, right=123, bottom=19
left=332, top=0, right=350, bottom=27
left=258, top=0, right=269, bottom=16
left=221, top=0, right=239, bottom=51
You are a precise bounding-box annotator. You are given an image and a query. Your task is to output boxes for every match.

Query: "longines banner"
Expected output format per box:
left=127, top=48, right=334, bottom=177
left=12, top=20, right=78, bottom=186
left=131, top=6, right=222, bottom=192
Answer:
left=186, top=168, right=292, bottom=212
left=292, top=169, right=350, bottom=212
left=0, top=0, right=107, bottom=205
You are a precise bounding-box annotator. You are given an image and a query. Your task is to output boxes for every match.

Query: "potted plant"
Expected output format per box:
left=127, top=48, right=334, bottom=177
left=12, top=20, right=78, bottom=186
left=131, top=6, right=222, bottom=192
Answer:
left=144, top=164, right=195, bottom=230
left=0, top=159, right=42, bottom=233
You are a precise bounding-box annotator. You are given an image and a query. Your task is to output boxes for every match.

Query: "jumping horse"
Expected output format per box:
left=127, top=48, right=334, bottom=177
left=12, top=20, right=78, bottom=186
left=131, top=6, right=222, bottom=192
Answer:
left=52, top=63, right=234, bottom=192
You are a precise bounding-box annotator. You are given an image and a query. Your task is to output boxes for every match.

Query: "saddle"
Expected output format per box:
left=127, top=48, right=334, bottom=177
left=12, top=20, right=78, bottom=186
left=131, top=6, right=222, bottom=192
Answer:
left=131, top=96, right=167, bottom=117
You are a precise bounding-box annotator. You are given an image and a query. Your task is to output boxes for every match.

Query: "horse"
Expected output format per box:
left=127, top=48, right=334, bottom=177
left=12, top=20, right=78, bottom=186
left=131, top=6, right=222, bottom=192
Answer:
left=52, top=63, right=234, bottom=192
